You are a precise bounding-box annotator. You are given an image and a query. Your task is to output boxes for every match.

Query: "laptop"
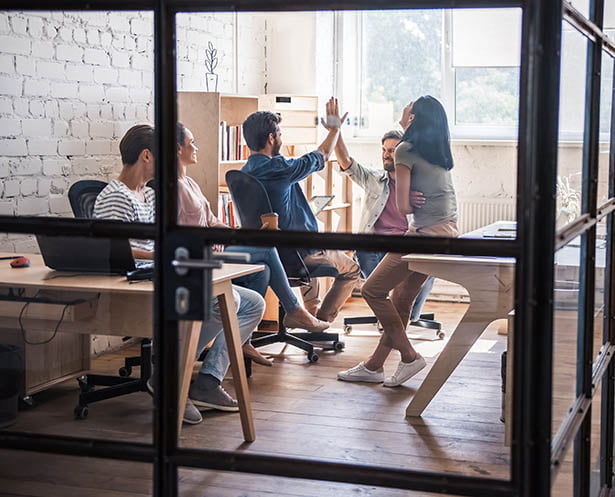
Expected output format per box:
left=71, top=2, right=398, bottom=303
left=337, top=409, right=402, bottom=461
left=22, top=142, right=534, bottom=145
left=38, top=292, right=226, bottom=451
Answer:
left=36, top=234, right=141, bottom=274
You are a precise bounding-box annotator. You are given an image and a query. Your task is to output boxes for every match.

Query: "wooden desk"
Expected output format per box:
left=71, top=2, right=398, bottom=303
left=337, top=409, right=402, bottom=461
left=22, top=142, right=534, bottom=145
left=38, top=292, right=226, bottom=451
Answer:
left=0, top=253, right=262, bottom=442
left=403, top=251, right=515, bottom=417
left=403, top=221, right=604, bottom=426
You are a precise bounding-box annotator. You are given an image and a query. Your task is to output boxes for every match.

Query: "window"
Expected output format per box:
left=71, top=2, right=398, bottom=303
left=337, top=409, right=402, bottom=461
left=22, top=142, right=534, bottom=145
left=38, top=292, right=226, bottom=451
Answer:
left=339, top=8, right=523, bottom=140
left=357, top=9, right=442, bottom=136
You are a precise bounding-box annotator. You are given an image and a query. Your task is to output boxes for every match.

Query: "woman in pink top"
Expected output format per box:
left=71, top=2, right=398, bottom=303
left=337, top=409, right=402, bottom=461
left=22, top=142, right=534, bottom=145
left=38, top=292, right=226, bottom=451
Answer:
left=176, top=123, right=329, bottom=347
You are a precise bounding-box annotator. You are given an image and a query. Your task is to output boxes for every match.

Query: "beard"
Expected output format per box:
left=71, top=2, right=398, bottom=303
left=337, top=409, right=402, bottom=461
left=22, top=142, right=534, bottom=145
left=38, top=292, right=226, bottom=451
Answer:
left=383, top=161, right=395, bottom=172
left=272, top=140, right=282, bottom=156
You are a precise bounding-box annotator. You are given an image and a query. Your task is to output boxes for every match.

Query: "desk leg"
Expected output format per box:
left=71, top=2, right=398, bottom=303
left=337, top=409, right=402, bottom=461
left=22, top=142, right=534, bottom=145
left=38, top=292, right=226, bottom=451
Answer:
left=406, top=304, right=496, bottom=417
left=218, top=280, right=255, bottom=442
left=177, top=320, right=202, bottom=434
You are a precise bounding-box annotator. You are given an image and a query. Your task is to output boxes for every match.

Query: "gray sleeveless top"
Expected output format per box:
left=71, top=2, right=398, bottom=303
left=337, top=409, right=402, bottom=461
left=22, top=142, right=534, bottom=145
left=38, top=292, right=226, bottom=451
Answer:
left=394, top=141, right=457, bottom=229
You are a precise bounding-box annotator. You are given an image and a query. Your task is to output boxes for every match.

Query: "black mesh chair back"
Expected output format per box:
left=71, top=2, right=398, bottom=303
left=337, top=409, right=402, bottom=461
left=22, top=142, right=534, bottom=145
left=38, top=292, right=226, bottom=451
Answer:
left=68, top=180, right=108, bottom=218
left=226, top=170, right=312, bottom=285
left=225, top=169, right=343, bottom=363
left=225, top=169, right=273, bottom=228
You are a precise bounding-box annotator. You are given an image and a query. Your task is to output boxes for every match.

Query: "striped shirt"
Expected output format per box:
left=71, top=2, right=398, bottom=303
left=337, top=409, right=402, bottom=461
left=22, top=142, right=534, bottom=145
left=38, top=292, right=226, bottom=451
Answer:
left=93, top=179, right=155, bottom=253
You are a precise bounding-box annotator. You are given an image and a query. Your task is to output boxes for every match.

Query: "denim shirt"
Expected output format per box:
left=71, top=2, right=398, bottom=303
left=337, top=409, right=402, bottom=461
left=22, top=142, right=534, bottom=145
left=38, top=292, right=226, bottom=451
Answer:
left=242, top=151, right=325, bottom=233
left=339, top=158, right=411, bottom=233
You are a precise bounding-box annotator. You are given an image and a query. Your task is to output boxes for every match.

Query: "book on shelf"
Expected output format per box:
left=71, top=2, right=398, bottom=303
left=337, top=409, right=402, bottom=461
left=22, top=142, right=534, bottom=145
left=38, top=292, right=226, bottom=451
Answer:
left=219, top=122, right=248, bottom=161
left=218, top=192, right=239, bottom=228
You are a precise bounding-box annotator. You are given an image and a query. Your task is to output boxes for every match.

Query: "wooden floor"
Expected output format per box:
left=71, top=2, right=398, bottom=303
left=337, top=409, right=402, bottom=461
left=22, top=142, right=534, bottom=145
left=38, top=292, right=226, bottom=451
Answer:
left=0, top=298, right=589, bottom=496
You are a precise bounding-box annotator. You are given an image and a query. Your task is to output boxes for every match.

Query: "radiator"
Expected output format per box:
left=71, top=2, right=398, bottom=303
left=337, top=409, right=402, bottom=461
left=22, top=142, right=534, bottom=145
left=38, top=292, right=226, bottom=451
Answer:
left=457, top=197, right=516, bottom=234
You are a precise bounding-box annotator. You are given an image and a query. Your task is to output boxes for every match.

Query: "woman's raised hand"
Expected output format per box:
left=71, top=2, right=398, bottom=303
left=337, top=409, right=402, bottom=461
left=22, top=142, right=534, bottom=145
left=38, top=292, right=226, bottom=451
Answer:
left=399, top=102, right=415, bottom=130
left=321, top=97, right=348, bottom=130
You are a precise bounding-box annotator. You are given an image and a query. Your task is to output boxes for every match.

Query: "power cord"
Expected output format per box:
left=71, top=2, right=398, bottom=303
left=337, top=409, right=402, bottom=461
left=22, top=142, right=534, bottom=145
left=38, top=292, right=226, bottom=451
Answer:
left=18, top=290, right=70, bottom=346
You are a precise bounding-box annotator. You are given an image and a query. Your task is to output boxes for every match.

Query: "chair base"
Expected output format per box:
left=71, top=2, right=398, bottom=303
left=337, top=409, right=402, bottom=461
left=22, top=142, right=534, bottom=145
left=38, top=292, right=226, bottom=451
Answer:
left=250, top=307, right=344, bottom=363
left=343, top=313, right=444, bottom=340
left=74, top=339, right=152, bottom=419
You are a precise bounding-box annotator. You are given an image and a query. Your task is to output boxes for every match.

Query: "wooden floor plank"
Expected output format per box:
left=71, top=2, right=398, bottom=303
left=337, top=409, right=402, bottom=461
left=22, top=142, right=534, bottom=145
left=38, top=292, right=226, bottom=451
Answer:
left=0, top=299, right=585, bottom=496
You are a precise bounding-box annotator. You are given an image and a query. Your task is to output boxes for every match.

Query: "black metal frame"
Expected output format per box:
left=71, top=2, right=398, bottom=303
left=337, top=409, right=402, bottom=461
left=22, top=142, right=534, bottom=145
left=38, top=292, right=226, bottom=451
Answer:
left=0, top=0, right=613, bottom=496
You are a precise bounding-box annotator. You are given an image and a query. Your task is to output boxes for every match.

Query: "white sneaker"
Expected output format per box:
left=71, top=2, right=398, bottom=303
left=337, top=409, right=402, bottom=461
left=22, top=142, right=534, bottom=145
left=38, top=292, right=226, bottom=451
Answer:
left=383, top=355, right=426, bottom=387
left=337, top=362, right=384, bottom=383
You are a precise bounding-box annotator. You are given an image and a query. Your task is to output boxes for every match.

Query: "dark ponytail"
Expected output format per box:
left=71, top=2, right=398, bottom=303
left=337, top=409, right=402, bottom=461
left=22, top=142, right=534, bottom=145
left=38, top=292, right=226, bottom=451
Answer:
left=400, top=96, right=453, bottom=170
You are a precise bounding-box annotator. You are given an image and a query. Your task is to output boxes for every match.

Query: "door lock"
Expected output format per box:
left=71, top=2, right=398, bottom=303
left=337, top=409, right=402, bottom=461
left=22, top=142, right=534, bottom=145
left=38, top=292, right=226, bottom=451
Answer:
left=170, top=246, right=250, bottom=320
left=175, top=286, right=190, bottom=315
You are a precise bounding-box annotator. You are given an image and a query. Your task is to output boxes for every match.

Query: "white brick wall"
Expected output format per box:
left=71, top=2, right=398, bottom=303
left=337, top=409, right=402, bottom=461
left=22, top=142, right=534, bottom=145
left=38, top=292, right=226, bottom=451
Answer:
left=0, top=10, right=267, bottom=255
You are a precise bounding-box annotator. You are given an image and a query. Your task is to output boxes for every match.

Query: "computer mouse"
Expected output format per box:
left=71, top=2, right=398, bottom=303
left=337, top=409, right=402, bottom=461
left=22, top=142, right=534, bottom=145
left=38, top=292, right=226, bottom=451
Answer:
left=10, top=256, right=30, bottom=268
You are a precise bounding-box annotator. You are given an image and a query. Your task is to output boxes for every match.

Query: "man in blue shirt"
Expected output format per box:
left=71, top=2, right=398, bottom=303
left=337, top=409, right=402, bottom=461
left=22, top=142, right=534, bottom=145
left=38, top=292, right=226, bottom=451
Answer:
left=242, top=98, right=360, bottom=323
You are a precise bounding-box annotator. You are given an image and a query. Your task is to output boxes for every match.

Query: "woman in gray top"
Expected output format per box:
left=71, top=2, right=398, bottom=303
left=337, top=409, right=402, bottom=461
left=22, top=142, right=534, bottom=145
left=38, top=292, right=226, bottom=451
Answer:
left=338, top=96, right=459, bottom=388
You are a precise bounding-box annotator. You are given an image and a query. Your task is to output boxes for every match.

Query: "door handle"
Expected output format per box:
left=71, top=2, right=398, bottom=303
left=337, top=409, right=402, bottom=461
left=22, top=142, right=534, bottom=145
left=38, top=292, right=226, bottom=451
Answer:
left=171, top=251, right=250, bottom=273
left=171, top=247, right=251, bottom=320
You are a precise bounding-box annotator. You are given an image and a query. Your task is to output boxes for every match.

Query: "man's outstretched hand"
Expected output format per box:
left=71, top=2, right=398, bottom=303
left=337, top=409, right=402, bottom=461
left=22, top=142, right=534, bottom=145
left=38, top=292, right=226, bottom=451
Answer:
left=320, top=97, right=348, bottom=131
left=410, top=190, right=426, bottom=208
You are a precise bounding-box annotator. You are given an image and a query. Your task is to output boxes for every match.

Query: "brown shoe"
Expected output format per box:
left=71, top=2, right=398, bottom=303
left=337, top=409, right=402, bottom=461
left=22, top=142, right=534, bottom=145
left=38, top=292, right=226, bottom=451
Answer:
left=283, top=307, right=330, bottom=332
left=242, top=343, right=273, bottom=366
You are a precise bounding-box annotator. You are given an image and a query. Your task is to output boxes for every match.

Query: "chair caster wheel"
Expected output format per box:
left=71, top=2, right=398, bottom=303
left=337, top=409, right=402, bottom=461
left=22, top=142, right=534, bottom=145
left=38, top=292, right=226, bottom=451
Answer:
left=333, top=341, right=345, bottom=351
left=119, top=366, right=132, bottom=377
left=308, top=353, right=319, bottom=363
left=343, top=325, right=351, bottom=334
left=74, top=405, right=89, bottom=420
left=437, top=331, right=445, bottom=340
left=78, top=376, right=94, bottom=393
left=19, top=396, right=36, bottom=410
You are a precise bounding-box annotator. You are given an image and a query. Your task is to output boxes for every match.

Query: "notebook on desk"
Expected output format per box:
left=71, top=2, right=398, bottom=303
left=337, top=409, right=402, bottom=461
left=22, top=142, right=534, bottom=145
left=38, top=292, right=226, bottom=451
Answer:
left=36, top=234, right=149, bottom=275
left=480, top=222, right=517, bottom=239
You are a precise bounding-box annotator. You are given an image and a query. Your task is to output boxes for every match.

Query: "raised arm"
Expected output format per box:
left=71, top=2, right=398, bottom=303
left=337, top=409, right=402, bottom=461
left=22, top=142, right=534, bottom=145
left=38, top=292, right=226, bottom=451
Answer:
left=318, top=97, right=347, bottom=161
left=334, top=126, right=352, bottom=170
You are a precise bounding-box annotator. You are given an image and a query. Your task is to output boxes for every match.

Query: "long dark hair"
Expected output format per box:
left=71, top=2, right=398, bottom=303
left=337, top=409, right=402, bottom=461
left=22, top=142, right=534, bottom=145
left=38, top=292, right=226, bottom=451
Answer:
left=400, top=96, right=453, bottom=170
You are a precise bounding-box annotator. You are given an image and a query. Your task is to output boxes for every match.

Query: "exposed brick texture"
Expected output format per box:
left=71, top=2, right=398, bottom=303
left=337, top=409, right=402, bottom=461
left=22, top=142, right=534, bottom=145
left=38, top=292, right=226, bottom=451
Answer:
left=0, top=10, right=266, bottom=256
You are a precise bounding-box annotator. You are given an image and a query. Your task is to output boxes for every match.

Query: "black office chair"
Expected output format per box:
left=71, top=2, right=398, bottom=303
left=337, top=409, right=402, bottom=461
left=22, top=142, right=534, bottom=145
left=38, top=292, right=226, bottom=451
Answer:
left=342, top=282, right=444, bottom=340
left=226, top=170, right=344, bottom=363
left=67, top=180, right=152, bottom=419
left=67, top=179, right=109, bottom=219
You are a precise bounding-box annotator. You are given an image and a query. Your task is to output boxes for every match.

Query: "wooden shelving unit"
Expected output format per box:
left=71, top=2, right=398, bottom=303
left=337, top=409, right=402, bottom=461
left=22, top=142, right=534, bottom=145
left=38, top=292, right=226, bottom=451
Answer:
left=258, top=94, right=319, bottom=156
left=177, top=92, right=258, bottom=215
left=177, top=92, right=354, bottom=323
left=306, top=159, right=353, bottom=233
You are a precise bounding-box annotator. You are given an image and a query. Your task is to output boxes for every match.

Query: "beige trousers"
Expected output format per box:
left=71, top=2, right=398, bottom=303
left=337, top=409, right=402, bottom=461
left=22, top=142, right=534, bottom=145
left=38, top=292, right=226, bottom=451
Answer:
left=362, top=220, right=459, bottom=352
left=302, top=249, right=361, bottom=322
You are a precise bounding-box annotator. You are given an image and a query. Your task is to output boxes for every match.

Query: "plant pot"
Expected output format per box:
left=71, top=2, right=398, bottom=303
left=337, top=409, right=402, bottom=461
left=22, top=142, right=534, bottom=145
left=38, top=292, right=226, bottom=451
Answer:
left=205, top=73, right=218, bottom=92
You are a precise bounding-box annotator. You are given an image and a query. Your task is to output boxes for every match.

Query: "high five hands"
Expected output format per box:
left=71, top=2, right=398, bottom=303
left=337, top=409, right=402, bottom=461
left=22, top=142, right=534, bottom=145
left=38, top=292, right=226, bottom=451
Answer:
left=321, top=97, right=348, bottom=130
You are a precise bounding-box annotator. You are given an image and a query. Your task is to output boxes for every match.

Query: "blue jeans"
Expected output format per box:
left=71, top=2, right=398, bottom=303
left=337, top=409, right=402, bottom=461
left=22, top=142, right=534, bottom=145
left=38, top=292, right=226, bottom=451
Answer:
left=356, top=250, right=387, bottom=279
left=198, top=285, right=265, bottom=381
left=356, top=250, right=434, bottom=322
left=226, top=245, right=301, bottom=312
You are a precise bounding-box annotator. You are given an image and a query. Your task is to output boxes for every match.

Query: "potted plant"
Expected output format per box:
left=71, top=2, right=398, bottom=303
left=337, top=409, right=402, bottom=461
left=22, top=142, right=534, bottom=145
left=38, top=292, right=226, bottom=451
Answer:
left=556, top=174, right=581, bottom=229
left=205, top=41, right=218, bottom=91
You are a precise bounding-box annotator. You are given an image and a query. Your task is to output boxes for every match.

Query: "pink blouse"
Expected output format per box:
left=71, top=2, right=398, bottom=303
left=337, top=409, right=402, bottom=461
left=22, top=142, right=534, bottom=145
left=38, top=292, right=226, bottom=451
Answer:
left=177, top=175, right=227, bottom=228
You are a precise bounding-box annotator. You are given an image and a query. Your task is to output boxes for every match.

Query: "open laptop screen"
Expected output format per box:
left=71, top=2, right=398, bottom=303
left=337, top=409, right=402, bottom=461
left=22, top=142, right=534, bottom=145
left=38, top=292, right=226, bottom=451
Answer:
left=36, top=235, right=137, bottom=274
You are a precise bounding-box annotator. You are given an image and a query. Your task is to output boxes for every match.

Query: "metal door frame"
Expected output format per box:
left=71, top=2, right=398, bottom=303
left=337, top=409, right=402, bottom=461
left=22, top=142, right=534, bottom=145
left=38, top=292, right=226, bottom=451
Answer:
left=0, top=1, right=613, bottom=496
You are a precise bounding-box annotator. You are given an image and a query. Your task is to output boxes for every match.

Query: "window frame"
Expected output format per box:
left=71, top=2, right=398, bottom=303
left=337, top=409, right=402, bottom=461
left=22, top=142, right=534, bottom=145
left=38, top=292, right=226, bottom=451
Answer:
left=341, top=7, right=524, bottom=142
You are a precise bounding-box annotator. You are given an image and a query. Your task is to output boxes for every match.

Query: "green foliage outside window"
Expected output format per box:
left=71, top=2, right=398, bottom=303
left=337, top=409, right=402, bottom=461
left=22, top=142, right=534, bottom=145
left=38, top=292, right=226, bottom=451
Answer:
left=362, top=10, right=442, bottom=125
